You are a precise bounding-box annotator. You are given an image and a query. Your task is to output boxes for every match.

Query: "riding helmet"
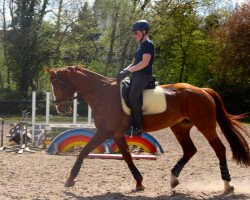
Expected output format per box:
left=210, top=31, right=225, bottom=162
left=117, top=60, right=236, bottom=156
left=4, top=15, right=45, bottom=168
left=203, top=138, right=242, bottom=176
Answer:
left=132, top=20, right=150, bottom=32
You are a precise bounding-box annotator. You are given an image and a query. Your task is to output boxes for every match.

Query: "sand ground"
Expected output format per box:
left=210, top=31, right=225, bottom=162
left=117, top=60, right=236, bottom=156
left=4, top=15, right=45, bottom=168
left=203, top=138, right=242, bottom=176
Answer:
left=0, top=122, right=249, bottom=200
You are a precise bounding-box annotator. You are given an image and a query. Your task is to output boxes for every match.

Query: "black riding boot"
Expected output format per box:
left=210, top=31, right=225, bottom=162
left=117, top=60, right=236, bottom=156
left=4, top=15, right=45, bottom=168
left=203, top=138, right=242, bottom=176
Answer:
left=130, top=108, right=143, bottom=136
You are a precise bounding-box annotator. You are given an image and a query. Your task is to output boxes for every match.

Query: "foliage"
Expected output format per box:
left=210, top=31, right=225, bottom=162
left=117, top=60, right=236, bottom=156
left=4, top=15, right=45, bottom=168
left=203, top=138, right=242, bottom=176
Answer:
left=209, top=3, right=250, bottom=103
left=0, top=46, right=7, bottom=88
left=151, top=0, right=214, bottom=86
left=210, top=4, right=250, bottom=85
left=5, top=0, right=54, bottom=96
left=0, top=0, right=249, bottom=114
left=60, top=2, right=102, bottom=66
left=92, top=0, right=150, bottom=77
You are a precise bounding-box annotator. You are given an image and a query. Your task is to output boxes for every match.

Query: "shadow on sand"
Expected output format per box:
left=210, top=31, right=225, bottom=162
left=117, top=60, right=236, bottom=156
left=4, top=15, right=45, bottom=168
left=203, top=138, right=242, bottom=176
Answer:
left=64, top=191, right=249, bottom=200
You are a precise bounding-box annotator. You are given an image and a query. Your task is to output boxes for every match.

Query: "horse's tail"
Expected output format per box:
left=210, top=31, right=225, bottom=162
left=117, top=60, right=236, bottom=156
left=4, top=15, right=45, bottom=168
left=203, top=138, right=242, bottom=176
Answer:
left=203, top=88, right=250, bottom=166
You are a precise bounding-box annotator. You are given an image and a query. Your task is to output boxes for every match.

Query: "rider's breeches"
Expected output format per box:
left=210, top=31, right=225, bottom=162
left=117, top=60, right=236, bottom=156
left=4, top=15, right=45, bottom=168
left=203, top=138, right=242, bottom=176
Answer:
left=129, top=71, right=151, bottom=128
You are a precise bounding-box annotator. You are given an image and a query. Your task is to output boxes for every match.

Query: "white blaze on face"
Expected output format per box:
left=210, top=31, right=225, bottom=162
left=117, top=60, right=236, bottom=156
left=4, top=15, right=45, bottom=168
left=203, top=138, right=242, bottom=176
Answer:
left=51, top=83, right=60, bottom=113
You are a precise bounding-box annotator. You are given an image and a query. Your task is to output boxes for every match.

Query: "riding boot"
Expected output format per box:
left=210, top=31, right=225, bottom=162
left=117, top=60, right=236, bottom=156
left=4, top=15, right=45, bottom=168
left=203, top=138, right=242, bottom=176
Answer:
left=125, top=117, right=135, bottom=135
left=130, top=102, right=143, bottom=136
left=130, top=126, right=143, bottom=137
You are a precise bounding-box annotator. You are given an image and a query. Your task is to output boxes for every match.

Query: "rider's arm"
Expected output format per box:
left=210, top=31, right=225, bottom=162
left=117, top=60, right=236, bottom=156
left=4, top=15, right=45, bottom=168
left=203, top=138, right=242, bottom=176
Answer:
left=128, top=53, right=151, bottom=72
left=124, top=59, right=135, bottom=70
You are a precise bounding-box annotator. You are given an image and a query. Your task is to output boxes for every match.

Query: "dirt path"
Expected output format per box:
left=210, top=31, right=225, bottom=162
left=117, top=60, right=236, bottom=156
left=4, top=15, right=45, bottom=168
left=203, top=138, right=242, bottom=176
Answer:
left=0, top=124, right=249, bottom=200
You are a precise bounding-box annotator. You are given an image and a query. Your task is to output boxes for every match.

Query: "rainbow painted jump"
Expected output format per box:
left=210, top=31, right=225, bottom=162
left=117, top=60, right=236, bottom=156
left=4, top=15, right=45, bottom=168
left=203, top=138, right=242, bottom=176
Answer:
left=47, top=129, right=164, bottom=159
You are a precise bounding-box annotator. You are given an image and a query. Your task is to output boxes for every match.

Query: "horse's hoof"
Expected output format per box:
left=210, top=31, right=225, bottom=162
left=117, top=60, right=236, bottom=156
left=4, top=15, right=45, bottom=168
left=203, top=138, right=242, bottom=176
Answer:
left=171, top=174, right=179, bottom=189
left=171, top=179, right=179, bottom=189
left=135, top=185, right=145, bottom=191
left=224, top=186, right=234, bottom=194
left=65, top=179, right=75, bottom=187
left=223, top=181, right=234, bottom=194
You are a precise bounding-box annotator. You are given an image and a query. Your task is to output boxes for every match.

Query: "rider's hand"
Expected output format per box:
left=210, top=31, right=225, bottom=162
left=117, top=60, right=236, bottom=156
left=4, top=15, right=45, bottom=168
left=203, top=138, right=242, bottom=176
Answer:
left=117, top=69, right=130, bottom=81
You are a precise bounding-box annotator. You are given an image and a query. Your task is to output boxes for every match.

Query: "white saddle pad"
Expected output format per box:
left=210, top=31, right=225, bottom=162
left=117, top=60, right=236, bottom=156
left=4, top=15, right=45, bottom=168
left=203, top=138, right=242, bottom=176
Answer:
left=121, top=85, right=167, bottom=115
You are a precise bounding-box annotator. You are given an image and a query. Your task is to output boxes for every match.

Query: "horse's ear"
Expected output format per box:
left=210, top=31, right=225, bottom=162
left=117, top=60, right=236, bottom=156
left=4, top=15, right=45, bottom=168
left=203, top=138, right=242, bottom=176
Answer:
left=76, top=65, right=84, bottom=73
left=67, top=66, right=75, bottom=73
left=44, top=67, right=51, bottom=74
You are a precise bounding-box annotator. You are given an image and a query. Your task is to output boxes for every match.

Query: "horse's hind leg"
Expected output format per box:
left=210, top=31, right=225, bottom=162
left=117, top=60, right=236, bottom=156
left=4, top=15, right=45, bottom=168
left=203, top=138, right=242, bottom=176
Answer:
left=113, top=132, right=144, bottom=191
left=65, top=130, right=111, bottom=187
left=170, top=120, right=196, bottom=189
left=196, top=125, right=234, bottom=193
left=208, top=134, right=234, bottom=193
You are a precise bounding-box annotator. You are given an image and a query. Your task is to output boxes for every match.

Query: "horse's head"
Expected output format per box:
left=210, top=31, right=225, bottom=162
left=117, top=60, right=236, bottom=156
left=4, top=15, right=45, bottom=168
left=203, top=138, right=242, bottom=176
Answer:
left=46, top=67, right=75, bottom=115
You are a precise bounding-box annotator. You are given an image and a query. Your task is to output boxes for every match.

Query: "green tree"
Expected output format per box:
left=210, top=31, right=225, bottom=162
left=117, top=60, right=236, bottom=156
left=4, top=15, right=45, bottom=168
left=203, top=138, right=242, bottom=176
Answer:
left=6, top=0, right=54, bottom=96
left=151, top=0, right=214, bottom=86
left=92, top=0, right=150, bottom=76
left=50, top=0, right=87, bottom=66
left=65, top=2, right=102, bottom=65
left=0, top=0, right=10, bottom=89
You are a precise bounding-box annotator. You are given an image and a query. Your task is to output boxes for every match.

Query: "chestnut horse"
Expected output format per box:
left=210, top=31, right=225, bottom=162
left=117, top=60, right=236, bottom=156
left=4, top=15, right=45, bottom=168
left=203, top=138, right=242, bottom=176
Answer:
left=46, top=66, right=250, bottom=193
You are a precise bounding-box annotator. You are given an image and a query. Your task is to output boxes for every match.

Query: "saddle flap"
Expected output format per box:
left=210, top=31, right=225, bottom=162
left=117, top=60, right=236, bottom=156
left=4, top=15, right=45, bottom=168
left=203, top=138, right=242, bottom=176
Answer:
left=120, top=79, right=167, bottom=115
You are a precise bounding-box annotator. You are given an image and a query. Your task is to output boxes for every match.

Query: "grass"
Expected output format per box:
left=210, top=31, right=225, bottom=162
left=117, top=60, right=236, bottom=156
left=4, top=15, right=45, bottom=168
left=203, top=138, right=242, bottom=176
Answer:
left=1, top=114, right=249, bottom=125
left=0, top=114, right=89, bottom=124
left=240, top=119, right=250, bottom=125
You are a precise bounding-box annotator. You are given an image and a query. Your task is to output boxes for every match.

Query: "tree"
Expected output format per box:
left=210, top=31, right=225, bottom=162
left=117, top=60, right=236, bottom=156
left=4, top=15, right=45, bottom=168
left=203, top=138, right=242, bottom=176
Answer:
left=50, top=0, right=87, bottom=66
left=151, top=0, right=214, bottom=85
left=67, top=2, right=102, bottom=65
left=6, top=0, right=54, bottom=95
left=210, top=3, right=250, bottom=96
left=92, top=0, right=150, bottom=76
left=0, top=0, right=10, bottom=88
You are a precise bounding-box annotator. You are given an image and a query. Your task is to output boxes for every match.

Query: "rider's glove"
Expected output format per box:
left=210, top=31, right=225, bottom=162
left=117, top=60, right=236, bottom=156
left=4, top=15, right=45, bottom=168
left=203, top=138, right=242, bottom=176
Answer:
left=117, top=69, right=130, bottom=81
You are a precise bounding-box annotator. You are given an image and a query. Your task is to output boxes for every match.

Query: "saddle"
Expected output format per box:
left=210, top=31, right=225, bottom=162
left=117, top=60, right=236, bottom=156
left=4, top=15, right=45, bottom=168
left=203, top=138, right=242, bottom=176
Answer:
left=120, top=75, right=167, bottom=115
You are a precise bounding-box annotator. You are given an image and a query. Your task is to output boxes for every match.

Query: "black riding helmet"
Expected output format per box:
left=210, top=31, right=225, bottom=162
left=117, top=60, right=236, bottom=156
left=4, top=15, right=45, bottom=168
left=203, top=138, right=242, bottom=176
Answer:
left=132, top=20, right=150, bottom=43
left=132, top=20, right=150, bottom=33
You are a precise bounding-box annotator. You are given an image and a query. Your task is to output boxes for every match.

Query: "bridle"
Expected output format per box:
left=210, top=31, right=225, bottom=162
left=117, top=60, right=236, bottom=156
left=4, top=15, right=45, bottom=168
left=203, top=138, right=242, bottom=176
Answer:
left=51, top=73, right=117, bottom=106
left=51, top=74, right=76, bottom=106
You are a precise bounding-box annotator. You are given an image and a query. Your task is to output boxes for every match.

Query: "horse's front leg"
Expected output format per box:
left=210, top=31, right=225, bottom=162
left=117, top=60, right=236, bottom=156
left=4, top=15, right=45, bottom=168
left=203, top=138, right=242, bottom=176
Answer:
left=65, top=131, right=109, bottom=187
left=114, top=132, right=145, bottom=191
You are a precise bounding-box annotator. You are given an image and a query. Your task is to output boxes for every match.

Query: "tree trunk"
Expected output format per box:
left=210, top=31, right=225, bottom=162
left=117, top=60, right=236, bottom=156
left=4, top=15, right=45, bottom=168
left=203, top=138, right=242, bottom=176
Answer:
left=105, top=10, right=119, bottom=75
left=54, top=0, right=63, bottom=65
left=120, top=40, right=130, bottom=70
left=1, top=0, right=10, bottom=88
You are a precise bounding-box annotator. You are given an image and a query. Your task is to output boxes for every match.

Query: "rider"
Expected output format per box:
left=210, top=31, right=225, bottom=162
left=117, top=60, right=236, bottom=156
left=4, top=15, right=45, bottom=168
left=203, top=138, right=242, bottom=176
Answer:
left=117, top=20, right=155, bottom=135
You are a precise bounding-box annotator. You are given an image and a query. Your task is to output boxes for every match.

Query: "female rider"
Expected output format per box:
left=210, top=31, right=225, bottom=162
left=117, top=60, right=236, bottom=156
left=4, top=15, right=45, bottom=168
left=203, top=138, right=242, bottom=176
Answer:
left=118, top=20, right=155, bottom=135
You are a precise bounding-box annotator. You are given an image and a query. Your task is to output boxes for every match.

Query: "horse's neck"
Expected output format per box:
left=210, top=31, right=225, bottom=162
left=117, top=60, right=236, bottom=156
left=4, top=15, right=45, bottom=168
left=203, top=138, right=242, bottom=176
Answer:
left=67, top=70, right=112, bottom=108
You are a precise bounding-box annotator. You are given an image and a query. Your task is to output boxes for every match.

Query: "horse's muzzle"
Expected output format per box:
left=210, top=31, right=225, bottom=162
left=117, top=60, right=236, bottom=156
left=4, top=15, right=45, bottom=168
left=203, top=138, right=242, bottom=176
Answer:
left=56, top=104, right=73, bottom=115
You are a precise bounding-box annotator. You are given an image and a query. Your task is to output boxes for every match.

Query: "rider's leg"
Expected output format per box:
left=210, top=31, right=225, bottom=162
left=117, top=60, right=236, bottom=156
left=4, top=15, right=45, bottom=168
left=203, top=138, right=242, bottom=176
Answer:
left=129, top=71, right=151, bottom=133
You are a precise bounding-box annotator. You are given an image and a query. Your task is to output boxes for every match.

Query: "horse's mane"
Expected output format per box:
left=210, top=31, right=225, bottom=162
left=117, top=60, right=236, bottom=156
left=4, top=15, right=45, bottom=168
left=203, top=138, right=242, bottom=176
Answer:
left=52, top=66, right=115, bottom=83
